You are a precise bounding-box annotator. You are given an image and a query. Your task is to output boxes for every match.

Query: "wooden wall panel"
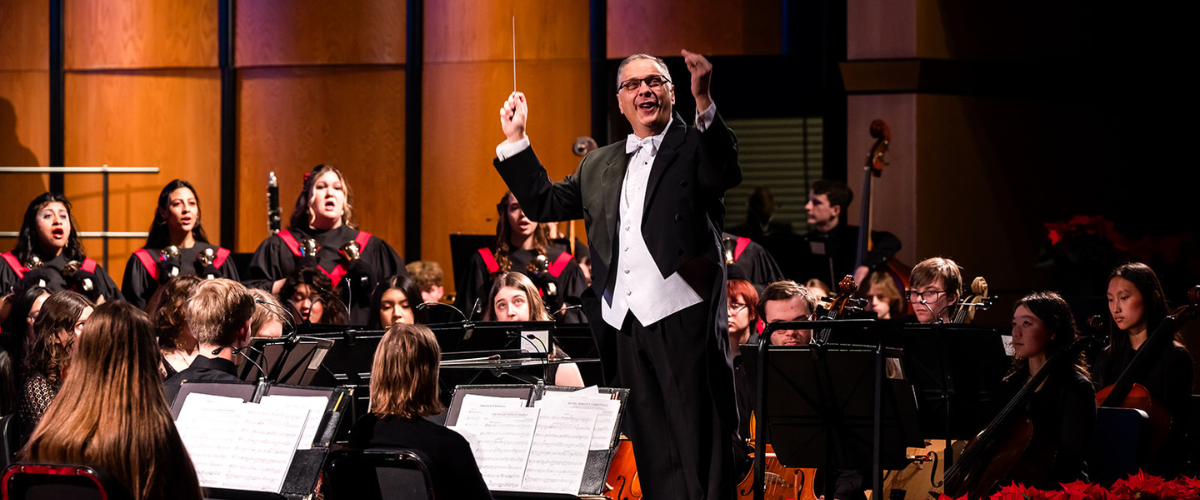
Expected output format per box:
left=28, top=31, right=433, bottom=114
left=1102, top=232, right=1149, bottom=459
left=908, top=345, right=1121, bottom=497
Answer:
left=237, top=0, right=406, bottom=67
left=0, top=0, right=49, bottom=70
left=846, top=94, right=917, bottom=268
left=606, top=0, right=782, bottom=58
left=422, top=60, right=591, bottom=293
left=237, top=67, right=406, bottom=255
left=425, top=0, right=589, bottom=63
left=64, top=0, right=218, bottom=69
left=62, top=70, right=222, bottom=281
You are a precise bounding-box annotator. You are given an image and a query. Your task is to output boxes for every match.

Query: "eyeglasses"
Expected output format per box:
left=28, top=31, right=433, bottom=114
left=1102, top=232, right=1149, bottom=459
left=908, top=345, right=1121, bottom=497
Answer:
left=906, top=289, right=946, bottom=303
left=619, top=75, right=671, bottom=93
left=728, top=302, right=748, bottom=314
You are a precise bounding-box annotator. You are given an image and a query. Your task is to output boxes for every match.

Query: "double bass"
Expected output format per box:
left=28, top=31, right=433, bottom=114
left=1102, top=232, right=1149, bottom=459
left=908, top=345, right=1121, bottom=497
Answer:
left=853, top=120, right=911, bottom=314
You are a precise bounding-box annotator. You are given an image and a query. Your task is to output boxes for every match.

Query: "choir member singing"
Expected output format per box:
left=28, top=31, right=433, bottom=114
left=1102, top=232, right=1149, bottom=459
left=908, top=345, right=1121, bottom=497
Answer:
left=494, top=50, right=740, bottom=498
left=1, top=193, right=120, bottom=313
left=349, top=323, right=493, bottom=500
left=121, top=180, right=238, bottom=309
left=246, top=164, right=406, bottom=325
left=454, top=191, right=588, bottom=322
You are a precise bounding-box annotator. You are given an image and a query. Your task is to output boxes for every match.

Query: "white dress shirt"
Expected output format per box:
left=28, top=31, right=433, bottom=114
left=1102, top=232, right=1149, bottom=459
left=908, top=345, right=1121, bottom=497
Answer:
left=497, top=104, right=719, bottom=328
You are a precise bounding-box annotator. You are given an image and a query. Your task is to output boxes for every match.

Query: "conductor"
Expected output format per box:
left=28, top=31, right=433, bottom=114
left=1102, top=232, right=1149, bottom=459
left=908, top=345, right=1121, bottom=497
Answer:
left=494, top=50, right=740, bottom=499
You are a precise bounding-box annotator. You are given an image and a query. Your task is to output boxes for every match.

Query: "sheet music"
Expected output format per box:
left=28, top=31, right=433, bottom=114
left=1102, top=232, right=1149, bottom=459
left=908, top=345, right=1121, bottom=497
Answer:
left=175, top=397, right=309, bottom=493
left=520, top=407, right=595, bottom=494
left=455, top=407, right=539, bottom=491
left=259, top=395, right=330, bottom=450
left=536, top=389, right=621, bottom=449
left=455, top=393, right=527, bottom=426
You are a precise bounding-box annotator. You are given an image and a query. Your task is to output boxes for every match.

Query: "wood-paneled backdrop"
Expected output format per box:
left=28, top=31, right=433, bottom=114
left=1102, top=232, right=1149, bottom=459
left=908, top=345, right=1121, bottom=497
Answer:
left=1, top=0, right=781, bottom=298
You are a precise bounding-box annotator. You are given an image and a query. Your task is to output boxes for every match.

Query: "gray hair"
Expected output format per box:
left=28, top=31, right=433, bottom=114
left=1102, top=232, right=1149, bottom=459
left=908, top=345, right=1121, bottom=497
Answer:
left=616, top=54, right=672, bottom=89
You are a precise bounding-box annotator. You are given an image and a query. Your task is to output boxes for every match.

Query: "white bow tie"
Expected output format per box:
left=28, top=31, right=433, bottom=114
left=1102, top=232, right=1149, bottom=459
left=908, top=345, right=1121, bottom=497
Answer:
left=626, top=135, right=662, bottom=155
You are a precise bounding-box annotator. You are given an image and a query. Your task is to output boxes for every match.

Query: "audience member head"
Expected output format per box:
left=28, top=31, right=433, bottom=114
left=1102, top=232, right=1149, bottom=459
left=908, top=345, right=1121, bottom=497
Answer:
left=406, top=260, right=445, bottom=303
left=370, top=275, right=424, bottom=329
left=25, top=291, right=93, bottom=384
left=909, top=257, right=962, bottom=324
left=369, top=323, right=446, bottom=418
left=746, top=186, right=778, bottom=224
left=280, top=266, right=340, bottom=324
left=1106, top=262, right=1176, bottom=353
left=146, top=275, right=203, bottom=350
left=145, top=179, right=209, bottom=249
left=615, top=54, right=675, bottom=138
left=486, top=272, right=550, bottom=322
left=727, top=279, right=759, bottom=343
left=806, top=180, right=853, bottom=231
left=290, top=164, right=356, bottom=231
left=865, top=271, right=904, bottom=320
left=759, top=281, right=815, bottom=346
left=184, top=279, right=254, bottom=350
left=22, top=301, right=203, bottom=500
left=1009, top=291, right=1088, bottom=378
left=247, top=289, right=286, bottom=338
left=14, top=192, right=85, bottom=262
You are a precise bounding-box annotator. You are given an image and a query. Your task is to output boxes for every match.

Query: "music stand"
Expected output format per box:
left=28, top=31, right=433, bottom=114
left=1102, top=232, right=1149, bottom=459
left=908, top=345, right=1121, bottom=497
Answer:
left=753, top=320, right=921, bottom=500
left=240, top=336, right=335, bottom=385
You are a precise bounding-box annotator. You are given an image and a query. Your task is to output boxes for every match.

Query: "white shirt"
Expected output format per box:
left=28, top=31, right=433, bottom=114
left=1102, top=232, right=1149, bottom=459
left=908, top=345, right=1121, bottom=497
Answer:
left=497, top=104, right=719, bottom=328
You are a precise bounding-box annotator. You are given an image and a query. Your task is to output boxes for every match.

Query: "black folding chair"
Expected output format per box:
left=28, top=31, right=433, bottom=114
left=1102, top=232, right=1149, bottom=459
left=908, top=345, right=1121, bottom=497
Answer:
left=0, top=416, right=19, bottom=471
left=325, top=449, right=436, bottom=500
left=1, top=464, right=130, bottom=500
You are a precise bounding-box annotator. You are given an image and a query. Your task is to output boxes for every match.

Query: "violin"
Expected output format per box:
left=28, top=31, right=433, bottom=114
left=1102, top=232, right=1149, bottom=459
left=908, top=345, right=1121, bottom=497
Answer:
left=943, top=333, right=1102, bottom=498
left=1093, top=285, right=1200, bottom=461
left=853, top=119, right=912, bottom=315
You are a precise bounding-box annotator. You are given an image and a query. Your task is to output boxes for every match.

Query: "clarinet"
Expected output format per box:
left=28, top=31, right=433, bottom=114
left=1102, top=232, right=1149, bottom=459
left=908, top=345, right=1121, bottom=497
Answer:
left=267, top=172, right=281, bottom=234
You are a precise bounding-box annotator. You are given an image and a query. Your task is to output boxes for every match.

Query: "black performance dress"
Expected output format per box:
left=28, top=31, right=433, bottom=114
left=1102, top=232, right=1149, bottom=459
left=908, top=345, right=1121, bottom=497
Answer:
left=120, top=242, right=240, bottom=309
left=246, top=225, right=406, bottom=325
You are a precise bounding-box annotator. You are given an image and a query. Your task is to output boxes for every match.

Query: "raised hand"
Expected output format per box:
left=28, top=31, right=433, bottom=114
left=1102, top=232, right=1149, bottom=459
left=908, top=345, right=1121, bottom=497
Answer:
left=499, top=91, right=529, bottom=143
left=681, top=49, right=713, bottom=111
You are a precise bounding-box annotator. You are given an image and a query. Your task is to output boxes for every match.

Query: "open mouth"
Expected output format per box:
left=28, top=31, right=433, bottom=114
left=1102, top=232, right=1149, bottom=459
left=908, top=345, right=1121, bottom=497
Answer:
left=324, top=200, right=337, bottom=210
left=637, top=100, right=658, bottom=114
left=51, top=228, right=66, bottom=239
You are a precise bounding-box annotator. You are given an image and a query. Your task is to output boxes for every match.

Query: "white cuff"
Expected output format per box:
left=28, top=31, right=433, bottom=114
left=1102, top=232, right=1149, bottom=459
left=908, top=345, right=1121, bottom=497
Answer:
left=695, top=104, right=716, bottom=131
left=496, top=137, right=531, bottom=161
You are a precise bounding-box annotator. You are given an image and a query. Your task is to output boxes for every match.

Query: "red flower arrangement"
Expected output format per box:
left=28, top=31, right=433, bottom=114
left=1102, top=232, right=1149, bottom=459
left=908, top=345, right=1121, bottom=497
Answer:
left=934, top=471, right=1199, bottom=500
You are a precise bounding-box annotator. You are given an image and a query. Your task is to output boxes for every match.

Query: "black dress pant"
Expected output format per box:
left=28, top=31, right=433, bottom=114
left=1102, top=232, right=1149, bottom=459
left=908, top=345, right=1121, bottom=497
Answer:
left=616, top=301, right=736, bottom=500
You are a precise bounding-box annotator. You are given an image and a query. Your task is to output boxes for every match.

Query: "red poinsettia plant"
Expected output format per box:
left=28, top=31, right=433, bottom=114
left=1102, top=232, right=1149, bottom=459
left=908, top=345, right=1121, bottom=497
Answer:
left=935, top=471, right=1200, bottom=500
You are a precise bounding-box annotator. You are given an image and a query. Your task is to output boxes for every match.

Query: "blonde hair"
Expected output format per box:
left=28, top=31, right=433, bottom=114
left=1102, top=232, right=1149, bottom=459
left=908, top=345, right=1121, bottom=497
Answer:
left=866, top=271, right=904, bottom=319
left=22, top=301, right=203, bottom=500
left=369, top=324, right=446, bottom=418
left=485, top=272, right=551, bottom=322
left=247, top=288, right=284, bottom=337
left=184, top=279, right=255, bottom=345
left=910, top=257, right=962, bottom=298
left=289, top=164, right=357, bottom=230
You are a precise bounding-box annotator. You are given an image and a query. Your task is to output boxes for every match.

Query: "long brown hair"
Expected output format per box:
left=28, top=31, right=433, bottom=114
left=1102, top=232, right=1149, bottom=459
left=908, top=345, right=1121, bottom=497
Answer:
left=144, top=179, right=210, bottom=249
left=369, top=323, right=446, bottom=418
left=484, top=272, right=551, bottom=321
left=25, top=291, right=93, bottom=384
left=494, top=191, right=551, bottom=274
left=21, top=301, right=203, bottom=500
left=288, top=164, right=357, bottom=231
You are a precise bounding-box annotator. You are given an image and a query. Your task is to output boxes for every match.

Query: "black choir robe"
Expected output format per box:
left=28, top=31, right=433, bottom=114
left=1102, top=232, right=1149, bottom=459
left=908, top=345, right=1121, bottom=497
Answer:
left=120, top=241, right=240, bottom=309
left=453, top=245, right=589, bottom=322
left=245, top=225, right=406, bottom=325
left=1, top=252, right=120, bottom=303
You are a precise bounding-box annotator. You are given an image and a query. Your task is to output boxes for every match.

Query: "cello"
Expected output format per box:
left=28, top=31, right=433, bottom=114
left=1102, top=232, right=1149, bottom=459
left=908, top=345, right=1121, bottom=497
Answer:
left=942, top=333, right=1102, bottom=498
left=853, top=120, right=912, bottom=315
left=1093, top=285, right=1200, bottom=461
left=951, top=277, right=994, bottom=324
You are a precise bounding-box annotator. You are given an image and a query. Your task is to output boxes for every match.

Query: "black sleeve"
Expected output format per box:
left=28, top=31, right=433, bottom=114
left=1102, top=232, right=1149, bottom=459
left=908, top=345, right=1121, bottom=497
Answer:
left=1162, top=346, right=1194, bottom=431
left=441, top=432, right=496, bottom=500
left=245, top=234, right=293, bottom=291
left=865, top=230, right=901, bottom=270
left=739, top=242, right=785, bottom=287
left=217, top=248, right=240, bottom=281
left=555, top=259, right=590, bottom=323
left=121, top=253, right=156, bottom=309
left=696, top=110, right=742, bottom=193
left=1054, top=373, right=1097, bottom=480
left=347, top=236, right=407, bottom=325
left=1, top=260, right=19, bottom=296
left=92, top=264, right=122, bottom=303
left=494, top=147, right=586, bottom=223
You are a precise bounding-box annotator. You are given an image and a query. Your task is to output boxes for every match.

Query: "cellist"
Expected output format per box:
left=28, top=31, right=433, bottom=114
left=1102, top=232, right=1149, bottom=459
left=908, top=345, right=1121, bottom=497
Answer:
left=1091, top=262, right=1193, bottom=476
left=1003, top=291, right=1096, bottom=487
